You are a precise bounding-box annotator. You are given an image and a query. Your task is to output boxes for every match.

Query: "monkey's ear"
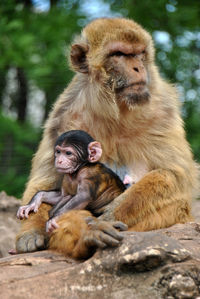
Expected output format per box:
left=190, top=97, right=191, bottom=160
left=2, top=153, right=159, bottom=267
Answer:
left=70, top=44, right=89, bottom=73
left=88, top=141, right=102, bottom=163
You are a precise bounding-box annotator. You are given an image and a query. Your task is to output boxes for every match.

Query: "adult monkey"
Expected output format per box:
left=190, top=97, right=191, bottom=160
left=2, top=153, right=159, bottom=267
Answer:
left=16, top=18, right=199, bottom=258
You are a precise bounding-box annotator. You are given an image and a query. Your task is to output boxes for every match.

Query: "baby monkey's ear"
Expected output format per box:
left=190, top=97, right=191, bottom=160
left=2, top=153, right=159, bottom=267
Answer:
left=88, top=141, right=102, bottom=163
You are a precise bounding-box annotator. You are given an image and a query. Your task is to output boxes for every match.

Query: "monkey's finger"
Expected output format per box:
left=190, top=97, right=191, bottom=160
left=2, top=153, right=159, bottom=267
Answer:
left=35, top=234, right=46, bottom=250
left=111, top=221, right=128, bottom=231
left=24, top=208, right=31, bottom=219
left=18, top=233, right=37, bottom=252
left=19, top=211, right=26, bottom=219
left=17, top=208, right=25, bottom=219
left=16, top=209, right=21, bottom=219
left=16, top=234, right=29, bottom=253
left=99, top=232, right=120, bottom=247
left=24, top=205, right=34, bottom=218
left=34, top=206, right=38, bottom=213
left=51, top=219, right=59, bottom=229
left=85, top=236, right=106, bottom=248
left=101, top=226, right=124, bottom=241
left=27, top=237, right=37, bottom=252
left=46, top=221, right=58, bottom=233
left=85, top=218, right=125, bottom=241
left=26, top=233, right=45, bottom=252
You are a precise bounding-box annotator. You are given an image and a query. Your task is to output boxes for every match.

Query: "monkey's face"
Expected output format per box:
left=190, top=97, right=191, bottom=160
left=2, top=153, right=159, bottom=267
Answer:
left=70, top=18, right=154, bottom=107
left=54, top=145, right=79, bottom=174
left=105, top=41, right=150, bottom=106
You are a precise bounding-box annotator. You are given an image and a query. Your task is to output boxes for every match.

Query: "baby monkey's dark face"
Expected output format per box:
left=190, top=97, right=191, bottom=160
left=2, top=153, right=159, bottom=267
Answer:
left=54, top=145, right=80, bottom=174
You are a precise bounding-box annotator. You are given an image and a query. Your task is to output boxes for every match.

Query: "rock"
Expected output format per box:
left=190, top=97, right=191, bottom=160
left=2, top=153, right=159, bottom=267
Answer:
left=0, top=222, right=200, bottom=299
left=0, top=191, right=20, bottom=212
left=0, top=192, right=20, bottom=257
left=165, top=273, right=198, bottom=299
left=0, top=192, right=200, bottom=298
left=91, top=231, right=191, bottom=273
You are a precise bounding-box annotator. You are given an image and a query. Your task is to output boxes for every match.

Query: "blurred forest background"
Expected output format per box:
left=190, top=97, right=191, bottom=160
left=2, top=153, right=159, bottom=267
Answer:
left=0, top=0, right=199, bottom=198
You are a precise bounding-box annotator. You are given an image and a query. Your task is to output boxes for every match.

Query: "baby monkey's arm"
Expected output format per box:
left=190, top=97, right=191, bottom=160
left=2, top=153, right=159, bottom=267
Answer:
left=17, top=190, right=62, bottom=219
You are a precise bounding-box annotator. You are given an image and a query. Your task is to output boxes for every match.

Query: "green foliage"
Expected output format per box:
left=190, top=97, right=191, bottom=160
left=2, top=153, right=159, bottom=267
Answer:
left=0, top=112, right=41, bottom=198
left=0, top=0, right=85, bottom=115
left=184, top=100, right=200, bottom=161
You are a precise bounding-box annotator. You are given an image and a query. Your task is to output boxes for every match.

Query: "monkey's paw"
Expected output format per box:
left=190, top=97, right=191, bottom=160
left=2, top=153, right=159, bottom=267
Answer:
left=83, top=217, right=128, bottom=248
left=16, top=230, right=49, bottom=253
left=17, top=203, right=40, bottom=219
left=46, top=217, right=59, bottom=233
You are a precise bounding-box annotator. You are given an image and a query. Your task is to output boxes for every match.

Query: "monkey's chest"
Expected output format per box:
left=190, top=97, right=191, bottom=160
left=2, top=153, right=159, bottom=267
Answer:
left=62, top=175, right=78, bottom=196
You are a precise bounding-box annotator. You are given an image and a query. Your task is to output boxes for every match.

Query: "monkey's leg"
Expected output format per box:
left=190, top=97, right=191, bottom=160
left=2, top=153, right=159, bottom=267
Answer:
left=101, top=169, right=193, bottom=230
left=16, top=203, right=51, bottom=253
left=49, top=210, right=92, bottom=258
left=49, top=210, right=127, bottom=259
left=128, top=194, right=193, bottom=231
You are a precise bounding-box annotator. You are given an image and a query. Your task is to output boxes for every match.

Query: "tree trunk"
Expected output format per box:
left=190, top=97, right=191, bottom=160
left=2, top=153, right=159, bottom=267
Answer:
left=16, top=67, right=28, bottom=123
left=0, top=69, right=7, bottom=108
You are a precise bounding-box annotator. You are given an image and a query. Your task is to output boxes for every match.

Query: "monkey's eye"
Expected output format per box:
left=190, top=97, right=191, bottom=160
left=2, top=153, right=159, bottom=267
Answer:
left=66, top=151, right=72, bottom=156
left=56, top=149, right=61, bottom=154
left=110, top=51, right=126, bottom=57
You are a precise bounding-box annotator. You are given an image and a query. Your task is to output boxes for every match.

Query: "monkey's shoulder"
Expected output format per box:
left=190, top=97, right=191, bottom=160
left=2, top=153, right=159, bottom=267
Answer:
left=84, top=163, right=126, bottom=215
left=78, top=163, right=125, bottom=191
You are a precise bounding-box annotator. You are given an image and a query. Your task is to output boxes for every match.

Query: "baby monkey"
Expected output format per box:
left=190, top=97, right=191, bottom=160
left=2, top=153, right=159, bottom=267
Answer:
left=17, top=130, right=126, bottom=233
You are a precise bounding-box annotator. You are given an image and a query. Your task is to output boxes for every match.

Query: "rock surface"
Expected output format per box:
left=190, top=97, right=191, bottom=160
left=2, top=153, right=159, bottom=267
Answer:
left=0, top=191, right=20, bottom=257
left=0, top=192, right=200, bottom=298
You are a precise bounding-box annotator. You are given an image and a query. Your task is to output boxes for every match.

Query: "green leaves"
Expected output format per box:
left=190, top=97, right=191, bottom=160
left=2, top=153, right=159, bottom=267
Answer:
left=0, top=112, right=41, bottom=197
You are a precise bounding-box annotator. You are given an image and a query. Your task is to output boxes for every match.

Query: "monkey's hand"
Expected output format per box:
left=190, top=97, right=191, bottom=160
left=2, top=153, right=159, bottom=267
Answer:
left=17, top=202, right=41, bottom=219
left=83, top=217, right=128, bottom=248
left=46, top=217, right=59, bottom=233
left=16, top=229, right=49, bottom=253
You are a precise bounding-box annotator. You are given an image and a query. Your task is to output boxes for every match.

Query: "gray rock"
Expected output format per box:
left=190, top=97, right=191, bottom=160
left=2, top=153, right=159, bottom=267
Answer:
left=0, top=222, right=200, bottom=299
left=0, top=192, right=200, bottom=298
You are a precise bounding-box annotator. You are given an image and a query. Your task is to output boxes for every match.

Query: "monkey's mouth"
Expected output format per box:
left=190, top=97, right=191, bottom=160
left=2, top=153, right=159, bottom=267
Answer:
left=56, top=167, right=71, bottom=173
left=116, top=81, right=146, bottom=91
left=115, top=81, right=150, bottom=105
left=57, top=166, right=78, bottom=174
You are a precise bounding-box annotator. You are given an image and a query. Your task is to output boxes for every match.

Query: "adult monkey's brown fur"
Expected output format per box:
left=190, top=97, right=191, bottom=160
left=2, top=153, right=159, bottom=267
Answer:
left=16, top=18, right=199, bottom=258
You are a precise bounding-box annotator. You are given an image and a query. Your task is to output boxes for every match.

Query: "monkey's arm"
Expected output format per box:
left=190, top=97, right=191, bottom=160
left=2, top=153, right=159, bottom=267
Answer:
left=50, top=177, right=92, bottom=218
left=48, top=195, right=72, bottom=218
left=46, top=180, right=91, bottom=233
left=50, top=192, right=90, bottom=218
left=17, top=190, right=62, bottom=219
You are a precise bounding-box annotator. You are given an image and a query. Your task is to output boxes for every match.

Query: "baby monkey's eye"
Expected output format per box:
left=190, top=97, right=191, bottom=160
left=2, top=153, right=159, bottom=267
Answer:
left=66, top=151, right=72, bottom=156
left=56, top=150, right=60, bottom=154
